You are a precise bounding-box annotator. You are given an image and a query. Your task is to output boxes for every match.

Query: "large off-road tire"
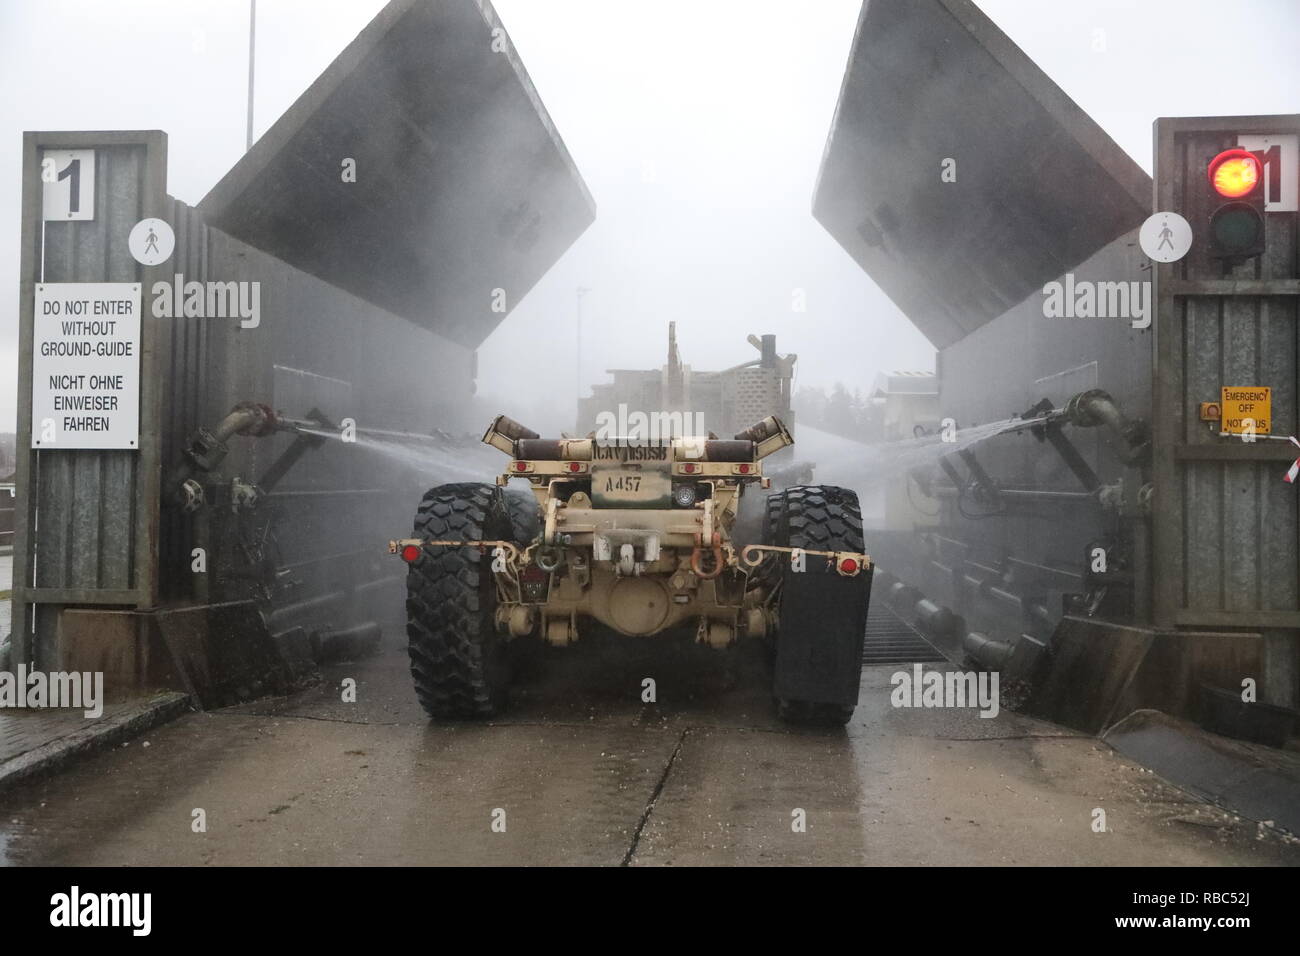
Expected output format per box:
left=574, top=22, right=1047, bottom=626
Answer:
left=765, top=485, right=871, bottom=726
left=754, top=490, right=789, bottom=589
left=504, top=489, right=540, bottom=544
left=406, top=482, right=513, bottom=719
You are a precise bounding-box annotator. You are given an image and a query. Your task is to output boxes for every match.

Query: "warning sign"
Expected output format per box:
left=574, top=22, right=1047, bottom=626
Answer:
left=31, top=283, right=142, bottom=449
left=1221, top=386, right=1271, bottom=436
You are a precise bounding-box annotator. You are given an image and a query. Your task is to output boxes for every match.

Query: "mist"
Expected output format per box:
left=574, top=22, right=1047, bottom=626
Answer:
left=2, top=0, right=1299, bottom=439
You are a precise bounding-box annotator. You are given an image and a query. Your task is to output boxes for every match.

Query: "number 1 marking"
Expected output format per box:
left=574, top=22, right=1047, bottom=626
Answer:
left=1261, top=144, right=1282, bottom=205
left=57, top=158, right=81, bottom=214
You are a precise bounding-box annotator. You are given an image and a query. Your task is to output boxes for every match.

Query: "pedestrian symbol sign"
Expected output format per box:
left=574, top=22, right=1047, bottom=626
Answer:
left=1139, top=211, right=1192, bottom=263
left=128, top=217, right=174, bottom=266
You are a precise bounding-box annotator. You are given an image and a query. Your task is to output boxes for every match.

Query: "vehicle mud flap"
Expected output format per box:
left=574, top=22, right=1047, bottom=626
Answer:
left=773, top=565, right=872, bottom=707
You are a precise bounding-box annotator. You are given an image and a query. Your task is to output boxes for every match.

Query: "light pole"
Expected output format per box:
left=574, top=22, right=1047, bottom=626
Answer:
left=246, top=0, right=257, bottom=151
left=575, top=286, right=592, bottom=417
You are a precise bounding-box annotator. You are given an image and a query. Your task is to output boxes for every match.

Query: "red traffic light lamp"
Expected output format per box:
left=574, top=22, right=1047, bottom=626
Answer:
left=1206, top=148, right=1265, bottom=260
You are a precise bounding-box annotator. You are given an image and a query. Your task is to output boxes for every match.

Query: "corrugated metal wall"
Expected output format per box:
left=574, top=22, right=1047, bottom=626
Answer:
left=157, top=197, right=210, bottom=602
left=1154, top=119, right=1300, bottom=630
left=939, top=233, right=1152, bottom=428
left=35, top=145, right=146, bottom=596
left=14, top=133, right=169, bottom=668
left=1180, top=302, right=1297, bottom=617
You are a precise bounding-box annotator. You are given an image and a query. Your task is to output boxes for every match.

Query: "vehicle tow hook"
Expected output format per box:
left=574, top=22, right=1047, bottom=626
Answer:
left=691, top=533, right=725, bottom=580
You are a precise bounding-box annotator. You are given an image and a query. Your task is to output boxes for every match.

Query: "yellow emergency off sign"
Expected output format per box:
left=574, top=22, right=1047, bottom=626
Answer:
left=1221, top=386, right=1271, bottom=435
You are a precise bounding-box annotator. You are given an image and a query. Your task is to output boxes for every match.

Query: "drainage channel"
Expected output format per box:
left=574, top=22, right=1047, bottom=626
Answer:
left=863, top=603, right=948, bottom=665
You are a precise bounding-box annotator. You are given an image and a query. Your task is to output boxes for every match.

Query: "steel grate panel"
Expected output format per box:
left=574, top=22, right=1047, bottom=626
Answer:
left=863, top=603, right=948, bottom=665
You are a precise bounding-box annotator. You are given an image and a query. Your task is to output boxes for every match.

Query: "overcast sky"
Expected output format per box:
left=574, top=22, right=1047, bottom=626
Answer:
left=1, top=0, right=1298, bottom=433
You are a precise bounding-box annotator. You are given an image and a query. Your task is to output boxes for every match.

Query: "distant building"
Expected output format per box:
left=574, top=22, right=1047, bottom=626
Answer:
left=871, top=371, right=939, bottom=441
left=870, top=371, right=940, bottom=531
left=578, top=323, right=797, bottom=441
left=0, top=482, right=13, bottom=549
left=1, top=435, right=18, bottom=549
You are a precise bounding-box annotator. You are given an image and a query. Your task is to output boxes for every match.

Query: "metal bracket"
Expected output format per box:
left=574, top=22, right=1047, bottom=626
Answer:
left=957, top=448, right=1002, bottom=504
left=389, top=538, right=521, bottom=567
left=740, top=544, right=871, bottom=577
left=1040, top=424, right=1101, bottom=492
left=230, top=476, right=261, bottom=512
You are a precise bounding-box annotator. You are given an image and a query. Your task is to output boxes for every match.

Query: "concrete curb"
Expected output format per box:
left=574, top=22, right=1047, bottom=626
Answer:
left=0, top=692, right=192, bottom=795
left=1103, top=708, right=1300, bottom=837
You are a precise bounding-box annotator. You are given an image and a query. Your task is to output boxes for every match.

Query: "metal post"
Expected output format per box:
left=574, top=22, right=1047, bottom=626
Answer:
left=246, top=0, right=257, bottom=151
left=575, top=286, right=591, bottom=415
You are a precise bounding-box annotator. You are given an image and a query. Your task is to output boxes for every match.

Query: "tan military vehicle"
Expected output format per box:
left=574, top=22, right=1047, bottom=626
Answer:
left=392, top=414, right=871, bottom=724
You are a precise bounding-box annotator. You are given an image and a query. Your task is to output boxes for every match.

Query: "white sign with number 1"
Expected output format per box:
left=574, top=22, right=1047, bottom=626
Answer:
left=1239, top=134, right=1298, bottom=213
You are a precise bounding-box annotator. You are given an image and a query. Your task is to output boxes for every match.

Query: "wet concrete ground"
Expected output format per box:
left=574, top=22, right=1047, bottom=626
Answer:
left=0, top=634, right=1296, bottom=866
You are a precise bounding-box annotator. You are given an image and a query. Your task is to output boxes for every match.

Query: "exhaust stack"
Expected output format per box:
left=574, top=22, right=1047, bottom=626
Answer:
left=734, top=416, right=794, bottom=460
left=482, top=415, right=540, bottom=455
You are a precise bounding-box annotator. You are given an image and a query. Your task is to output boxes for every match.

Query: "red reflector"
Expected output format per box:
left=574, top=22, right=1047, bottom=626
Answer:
left=1208, top=148, right=1260, bottom=198
left=514, top=462, right=528, bottom=472
left=682, top=463, right=697, bottom=474
left=401, top=544, right=421, bottom=563
left=567, top=461, right=581, bottom=473
left=840, top=558, right=858, bottom=575
left=737, top=463, right=750, bottom=474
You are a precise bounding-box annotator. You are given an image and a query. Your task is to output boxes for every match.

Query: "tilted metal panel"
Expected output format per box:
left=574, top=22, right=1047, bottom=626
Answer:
left=1152, top=116, right=1300, bottom=629
left=812, top=0, right=1150, bottom=349
left=198, top=0, right=595, bottom=350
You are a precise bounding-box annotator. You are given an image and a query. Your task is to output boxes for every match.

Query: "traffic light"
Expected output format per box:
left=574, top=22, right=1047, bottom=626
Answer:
left=1206, top=147, right=1265, bottom=259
